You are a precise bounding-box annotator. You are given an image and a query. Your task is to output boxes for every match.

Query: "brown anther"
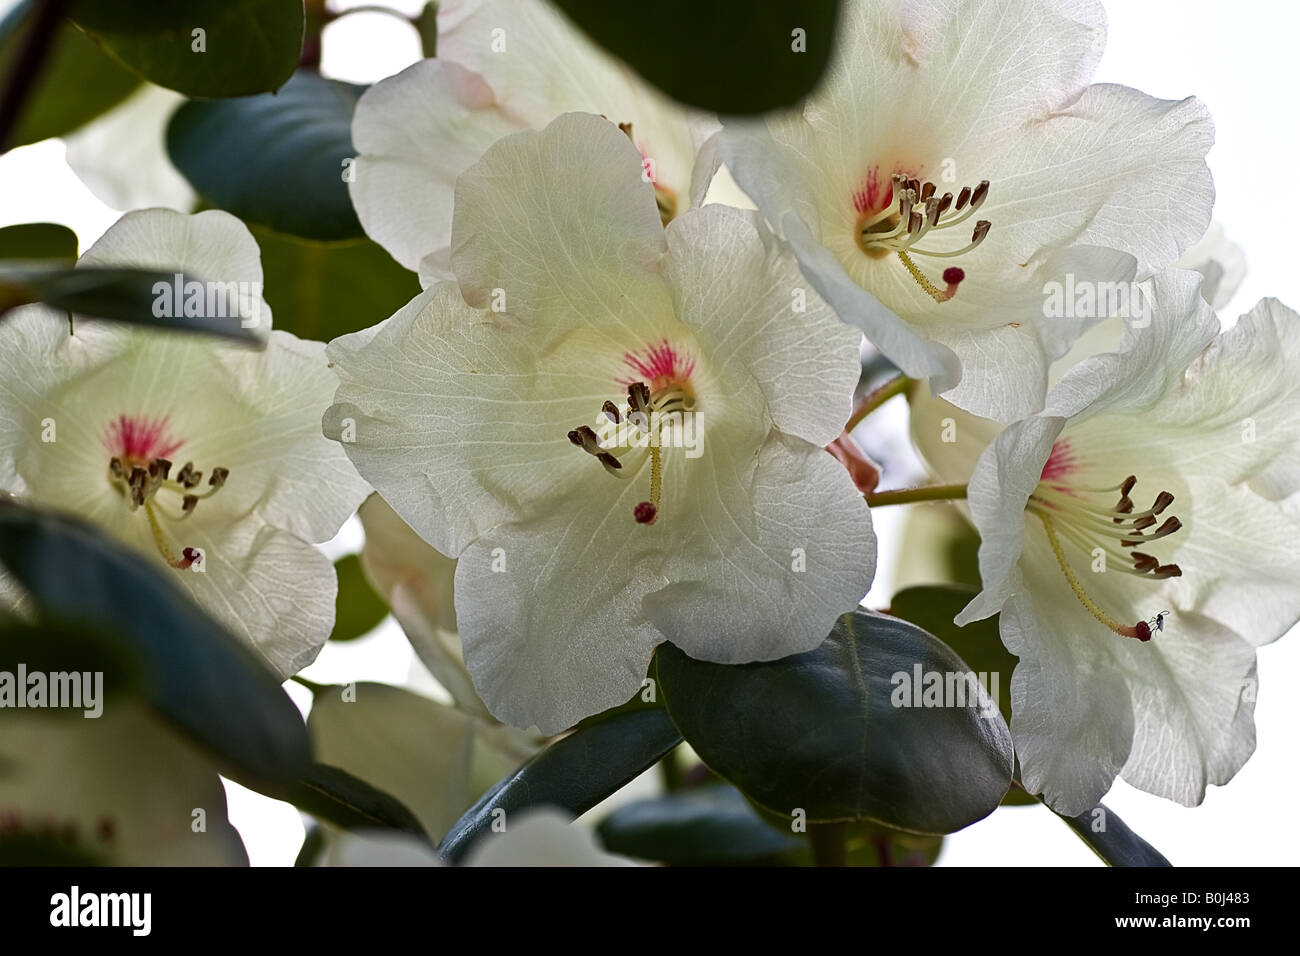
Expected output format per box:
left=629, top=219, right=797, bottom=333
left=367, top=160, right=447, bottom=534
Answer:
left=1133, top=514, right=1157, bottom=531
left=1152, top=491, right=1175, bottom=514
left=567, top=425, right=602, bottom=455
left=627, top=382, right=651, bottom=416
left=937, top=192, right=953, bottom=216
left=1152, top=564, right=1183, bottom=579
left=920, top=181, right=936, bottom=202
left=1131, top=552, right=1159, bottom=573
left=208, top=466, right=229, bottom=488
left=597, top=452, right=623, bottom=477
left=971, top=220, right=991, bottom=244
left=602, top=401, right=621, bottom=424
left=176, top=462, right=195, bottom=486
left=181, top=494, right=198, bottom=514
left=109, top=457, right=124, bottom=479
left=1121, top=475, right=1137, bottom=496
left=970, top=179, right=990, bottom=208
left=908, top=210, right=923, bottom=234
left=154, top=457, right=172, bottom=480
left=955, top=185, right=971, bottom=210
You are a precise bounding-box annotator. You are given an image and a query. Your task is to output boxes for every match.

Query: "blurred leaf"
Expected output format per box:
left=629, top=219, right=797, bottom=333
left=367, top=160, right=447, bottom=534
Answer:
left=1055, top=799, right=1171, bottom=867
left=270, top=762, right=430, bottom=838
left=330, top=554, right=388, bottom=641
left=655, top=610, right=1014, bottom=833
left=889, top=585, right=1035, bottom=805
left=167, top=71, right=363, bottom=241
left=0, top=263, right=265, bottom=342
left=0, top=621, right=141, bottom=712
left=438, top=705, right=681, bottom=863
left=0, top=1, right=141, bottom=148
left=0, top=222, right=77, bottom=261
left=0, top=832, right=108, bottom=865
left=548, top=0, right=840, bottom=114
left=415, top=1, right=437, bottom=57
left=70, top=0, right=303, bottom=98
left=251, top=224, right=420, bottom=341
left=0, top=500, right=311, bottom=784
left=598, top=784, right=802, bottom=865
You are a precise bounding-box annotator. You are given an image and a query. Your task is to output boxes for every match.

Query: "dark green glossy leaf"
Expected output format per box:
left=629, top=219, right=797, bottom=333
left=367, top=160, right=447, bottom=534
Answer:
left=597, top=784, right=803, bottom=865
left=70, top=0, right=303, bottom=98
left=889, top=585, right=1035, bottom=805
left=656, top=609, right=1014, bottom=834
left=268, top=762, right=429, bottom=838
left=0, top=222, right=77, bottom=261
left=0, top=501, right=311, bottom=784
left=0, top=2, right=141, bottom=148
left=330, top=554, right=389, bottom=641
left=167, top=71, right=362, bottom=241
left=0, top=263, right=265, bottom=343
left=438, top=705, right=681, bottom=863
left=889, top=585, right=1017, bottom=724
left=549, top=0, right=839, bottom=114
left=251, top=224, right=420, bottom=341
left=1055, top=799, right=1171, bottom=867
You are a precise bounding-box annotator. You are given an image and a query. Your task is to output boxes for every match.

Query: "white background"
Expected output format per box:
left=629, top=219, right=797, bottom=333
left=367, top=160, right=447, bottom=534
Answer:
left=0, top=0, right=1295, bottom=866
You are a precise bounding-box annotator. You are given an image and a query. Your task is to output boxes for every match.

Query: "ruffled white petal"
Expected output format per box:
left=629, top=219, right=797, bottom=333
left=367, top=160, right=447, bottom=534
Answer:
left=662, top=204, right=861, bottom=445
left=64, top=84, right=195, bottom=212
left=348, top=59, right=526, bottom=280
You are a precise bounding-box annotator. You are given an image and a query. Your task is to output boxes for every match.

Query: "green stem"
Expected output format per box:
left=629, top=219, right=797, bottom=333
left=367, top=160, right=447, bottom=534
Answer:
left=0, top=0, right=71, bottom=153
left=808, top=822, right=848, bottom=867
left=845, top=374, right=912, bottom=433
left=865, top=482, right=968, bottom=508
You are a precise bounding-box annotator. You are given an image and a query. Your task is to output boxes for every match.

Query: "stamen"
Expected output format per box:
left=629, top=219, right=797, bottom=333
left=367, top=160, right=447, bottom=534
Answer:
left=1038, top=513, right=1149, bottom=640
left=857, top=174, right=993, bottom=301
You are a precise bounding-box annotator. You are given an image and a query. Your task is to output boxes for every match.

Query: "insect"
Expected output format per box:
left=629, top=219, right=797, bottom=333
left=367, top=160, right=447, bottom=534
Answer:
left=1147, top=610, right=1171, bottom=633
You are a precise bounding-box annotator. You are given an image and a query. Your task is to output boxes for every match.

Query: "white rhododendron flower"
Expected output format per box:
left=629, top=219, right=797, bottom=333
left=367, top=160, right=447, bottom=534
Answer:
left=348, top=0, right=719, bottom=282
left=326, top=113, right=876, bottom=734
left=914, top=270, right=1300, bottom=813
left=716, top=0, right=1213, bottom=421
left=0, top=209, right=370, bottom=676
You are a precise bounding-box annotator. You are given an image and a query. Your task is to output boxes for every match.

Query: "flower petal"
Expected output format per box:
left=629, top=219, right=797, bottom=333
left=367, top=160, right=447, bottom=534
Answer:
left=348, top=58, right=526, bottom=280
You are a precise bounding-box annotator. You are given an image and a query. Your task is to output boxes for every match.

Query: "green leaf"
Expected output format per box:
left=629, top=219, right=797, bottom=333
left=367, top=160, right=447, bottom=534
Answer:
left=415, top=1, right=438, bottom=57
left=437, top=705, right=682, bottom=863
left=888, top=585, right=1017, bottom=724
left=1055, top=800, right=1171, bottom=867
left=597, top=784, right=803, bottom=865
left=250, top=224, right=420, bottom=341
left=268, top=762, right=430, bottom=838
left=0, top=1, right=141, bottom=149
left=548, top=0, right=840, bottom=114
left=0, top=222, right=77, bottom=261
left=330, top=554, right=388, bottom=641
left=167, top=71, right=363, bottom=241
left=889, top=585, right=1036, bottom=805
left=70, top=0, right=304, bottom=98
left=0, top=263, right=264, bottom=343
left=0, top=621, right=142, bottom=712
left=0, top=500, right=311, bottom=784
left=655, top=609, right=1014, bottom=834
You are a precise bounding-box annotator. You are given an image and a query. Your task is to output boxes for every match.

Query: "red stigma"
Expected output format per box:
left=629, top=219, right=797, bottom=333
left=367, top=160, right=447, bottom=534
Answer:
left=942, top=267, right=965, bottom=285
left=1133, top=620, right=1152, bottom=642
left=633, top=502, right=657, bottom=525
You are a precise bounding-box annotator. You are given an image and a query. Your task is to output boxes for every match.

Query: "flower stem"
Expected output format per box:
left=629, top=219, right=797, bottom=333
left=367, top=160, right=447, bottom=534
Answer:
left=845, top=374, right=913, bottom=433
left=0, top=0, right=71, bottom=153
left=865, top=483, right=968, bottom=508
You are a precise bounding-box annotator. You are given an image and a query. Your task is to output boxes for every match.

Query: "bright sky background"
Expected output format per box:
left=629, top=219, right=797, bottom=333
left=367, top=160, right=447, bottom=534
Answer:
left=0, top=0, right=1295, bottom=866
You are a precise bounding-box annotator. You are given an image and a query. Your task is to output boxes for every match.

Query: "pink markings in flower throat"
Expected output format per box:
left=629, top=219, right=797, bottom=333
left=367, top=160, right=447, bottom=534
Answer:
left=102, top=414, right=183, bottom=465
left=1039, top=439, right=1078, bottom=487
left=620, top=339, right=695, bottom=392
